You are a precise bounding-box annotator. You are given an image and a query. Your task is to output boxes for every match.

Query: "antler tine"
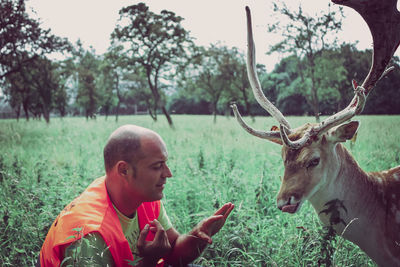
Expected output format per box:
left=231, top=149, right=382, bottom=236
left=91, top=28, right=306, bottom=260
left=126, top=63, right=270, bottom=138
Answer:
left=286, top=0, right=400, bottom=148
left=230, top=103, right=282, bottom=141
left=280, top=125, right=312, bottom=149
left=245, top=6, right=292, bottom=130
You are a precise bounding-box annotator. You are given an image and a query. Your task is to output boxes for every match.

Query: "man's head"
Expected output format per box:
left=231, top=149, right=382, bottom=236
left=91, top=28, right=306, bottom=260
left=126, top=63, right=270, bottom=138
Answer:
left=103, top=125, right=145, bottom=174
left=104, top=125, right=172, bottom=205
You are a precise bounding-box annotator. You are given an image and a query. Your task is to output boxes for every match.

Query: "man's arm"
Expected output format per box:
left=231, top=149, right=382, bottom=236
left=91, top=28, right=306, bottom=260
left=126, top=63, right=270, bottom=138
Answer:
left=62, top=232, right=114, bottom=266
left=136, top=202, right=234, bottom=266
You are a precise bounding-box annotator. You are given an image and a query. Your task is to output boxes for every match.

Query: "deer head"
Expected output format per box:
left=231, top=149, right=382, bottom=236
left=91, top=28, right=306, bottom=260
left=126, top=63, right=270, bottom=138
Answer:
left=232, top=1, right=400, bottom=213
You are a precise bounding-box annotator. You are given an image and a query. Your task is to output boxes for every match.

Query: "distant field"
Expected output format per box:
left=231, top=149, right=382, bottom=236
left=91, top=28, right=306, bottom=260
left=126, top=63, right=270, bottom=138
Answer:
left=1, top=114, right=399, bottom=266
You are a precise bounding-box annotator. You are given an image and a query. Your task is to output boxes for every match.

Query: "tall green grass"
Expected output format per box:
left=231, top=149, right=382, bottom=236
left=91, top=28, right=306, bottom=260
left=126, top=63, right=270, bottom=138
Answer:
left=1, top=114, right=398, bottom=266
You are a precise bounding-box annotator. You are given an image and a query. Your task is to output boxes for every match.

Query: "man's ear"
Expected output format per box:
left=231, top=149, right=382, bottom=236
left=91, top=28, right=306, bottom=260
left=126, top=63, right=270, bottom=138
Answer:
left=117, top=161, right=129, bottom=177
left=326, top=121, right=360, bottom=143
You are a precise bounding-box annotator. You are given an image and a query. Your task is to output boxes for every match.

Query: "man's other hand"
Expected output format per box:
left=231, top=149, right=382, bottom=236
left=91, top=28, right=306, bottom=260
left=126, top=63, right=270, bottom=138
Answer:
left=137, top=219, right=172, bottom=265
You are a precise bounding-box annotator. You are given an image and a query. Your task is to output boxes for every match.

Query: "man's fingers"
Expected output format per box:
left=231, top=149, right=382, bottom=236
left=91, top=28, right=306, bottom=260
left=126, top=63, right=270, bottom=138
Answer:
left=214, top=202, right=234, bottom=217
left=137, top=224, right=150, bottom=251
left=150, top=219, right=162, bottom=229
left=205, top=215, right=224, bottom=226
left=222, top=203, right=235, bottom=219
left=150, top=219, right=168, bottom=242
left=150, top=219, right=163, bottom=235
left=195, top=231, right=212, bottom=244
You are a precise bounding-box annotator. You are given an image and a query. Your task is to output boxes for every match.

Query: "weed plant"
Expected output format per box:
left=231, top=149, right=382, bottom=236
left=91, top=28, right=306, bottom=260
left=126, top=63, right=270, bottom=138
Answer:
left=1, top=114, right=397, bottom=266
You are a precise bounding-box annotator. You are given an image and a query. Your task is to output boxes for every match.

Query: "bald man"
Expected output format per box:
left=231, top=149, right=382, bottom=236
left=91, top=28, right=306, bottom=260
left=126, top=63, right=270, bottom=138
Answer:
left=39, top=125, right=234, bottom=267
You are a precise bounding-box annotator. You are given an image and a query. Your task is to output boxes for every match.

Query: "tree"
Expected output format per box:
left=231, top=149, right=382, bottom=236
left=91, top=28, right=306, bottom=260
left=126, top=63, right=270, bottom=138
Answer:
left=2, top=71, right=26, bottom=120
left=268, top=1, right=344, bottom=121
left=101, top=43, right=129, bottom=122
left=126, top=69, right=157, bottom=118
left=75, top=50, right=100, bottom=120
left=0, top=0, right=70, bottom=80
left=174, top=44, right=254, bottom=121
left=98, top=57, right=117, bottom=120
left=53, top=59, right=74, bottom=118
left=1, top=0, right=70, bottom=121
left=2, top=55, right=66, bottom=122
left=112, top=3, right=192, bottom=127
left=23, top=56, right=60, bottom=123
left=261, top=55, right=310, bottom=115
left=218, top=48, right=255, bottom=120
left=337, top=44, right=400, bottom=114
left=194, top=45, right=234, bottom=123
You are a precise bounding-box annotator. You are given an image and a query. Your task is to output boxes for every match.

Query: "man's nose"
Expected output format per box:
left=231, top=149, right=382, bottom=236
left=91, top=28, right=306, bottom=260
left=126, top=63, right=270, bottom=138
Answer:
left=163, top=164, right=172, bottom=178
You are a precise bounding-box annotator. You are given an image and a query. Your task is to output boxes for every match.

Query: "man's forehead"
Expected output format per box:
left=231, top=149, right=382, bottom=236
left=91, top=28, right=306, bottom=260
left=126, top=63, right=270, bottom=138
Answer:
left=140, top=134, right=168, bottom=159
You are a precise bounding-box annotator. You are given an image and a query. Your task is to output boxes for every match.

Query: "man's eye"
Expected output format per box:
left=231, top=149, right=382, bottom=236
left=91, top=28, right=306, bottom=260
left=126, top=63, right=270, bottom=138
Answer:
left=153, top=164, right=162, bottom=170
left=307, top=158, right=320, bottom=168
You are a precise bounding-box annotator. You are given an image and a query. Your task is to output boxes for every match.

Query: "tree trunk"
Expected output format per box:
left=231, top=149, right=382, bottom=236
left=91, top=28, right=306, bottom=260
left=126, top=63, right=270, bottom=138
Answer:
left=14, top=105, right=21, bottom=122
left=212, top=101, right=217, bottom=124
left=22, top=101, right=29, bottom=121
left=148, top=108, right=157, bottom=122
left=115, top=101, right=120, bottom=122
left=161, top=105, right=174, bottom=128
left=311, top=84, right=320, bottom=122
left=42, top=106, right=50, bottom=123
left=309, top=57, right=320, bottom=122
left=115, top=75, right=120, bottom=123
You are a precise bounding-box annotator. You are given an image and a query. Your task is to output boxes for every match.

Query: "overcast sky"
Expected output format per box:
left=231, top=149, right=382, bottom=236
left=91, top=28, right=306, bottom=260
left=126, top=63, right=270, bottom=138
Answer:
left=26, top=0, right=399, bottom=72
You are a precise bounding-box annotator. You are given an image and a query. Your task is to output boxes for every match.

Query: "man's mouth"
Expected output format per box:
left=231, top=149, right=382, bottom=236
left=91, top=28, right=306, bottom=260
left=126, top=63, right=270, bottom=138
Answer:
left=156, top=183, right=165, bottom=189
left=281, top=202, right=300, bottom=213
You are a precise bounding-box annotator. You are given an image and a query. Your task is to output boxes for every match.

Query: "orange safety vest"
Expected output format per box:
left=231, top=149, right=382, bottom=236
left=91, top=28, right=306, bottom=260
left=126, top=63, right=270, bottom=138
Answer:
left=39, top=176, right=164, bottom=267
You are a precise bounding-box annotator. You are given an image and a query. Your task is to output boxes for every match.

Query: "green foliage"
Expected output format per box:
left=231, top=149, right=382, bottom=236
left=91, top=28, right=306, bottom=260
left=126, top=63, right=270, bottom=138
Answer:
left=268, top=1, right=344, bottom=121
left=0, top=0, right=70, bottom=80
left=75, top=50, right=101, bottom=120
left=2, top=55, right=67, bottom=122
left=179, top=44, right=254, bottom=122
left=0, top=115, right=393, bottom=266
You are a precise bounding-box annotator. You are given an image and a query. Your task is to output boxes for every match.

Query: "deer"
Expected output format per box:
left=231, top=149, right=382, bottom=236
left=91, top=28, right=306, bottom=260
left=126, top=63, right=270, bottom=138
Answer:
left=231, top=1, right=400, bottom=266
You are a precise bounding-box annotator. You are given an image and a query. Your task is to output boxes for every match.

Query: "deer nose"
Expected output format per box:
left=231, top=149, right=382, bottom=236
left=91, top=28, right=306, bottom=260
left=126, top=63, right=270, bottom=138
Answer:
left=277, top=198, right=288, bottom=210
left=277, top=196, right=301, bottom=214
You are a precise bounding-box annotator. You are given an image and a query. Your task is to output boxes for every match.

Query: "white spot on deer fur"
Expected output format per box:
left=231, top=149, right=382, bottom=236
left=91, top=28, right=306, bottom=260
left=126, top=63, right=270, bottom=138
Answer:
left=396, top=211, right=400, bottom=224
left=391, top=204, right=398, bottom=213
left=393, top=194, right=397, bottom=199
left=394, top=173, right=400, bottom=181
left=376, top=177, right=383, bottom=184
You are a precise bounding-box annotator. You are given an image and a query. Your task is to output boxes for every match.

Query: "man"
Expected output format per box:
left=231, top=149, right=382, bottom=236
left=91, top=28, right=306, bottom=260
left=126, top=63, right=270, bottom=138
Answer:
left=39, top=124, right=234, bottom=266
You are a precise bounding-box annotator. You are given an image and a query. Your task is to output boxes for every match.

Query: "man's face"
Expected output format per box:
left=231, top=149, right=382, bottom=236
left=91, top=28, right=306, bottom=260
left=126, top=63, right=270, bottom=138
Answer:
left=127, top=135, right=172, bottom=202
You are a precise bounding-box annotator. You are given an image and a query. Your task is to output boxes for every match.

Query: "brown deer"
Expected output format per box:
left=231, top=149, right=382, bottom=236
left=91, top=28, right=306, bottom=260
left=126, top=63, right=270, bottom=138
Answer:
left=231, top=1, right=400, bottom=266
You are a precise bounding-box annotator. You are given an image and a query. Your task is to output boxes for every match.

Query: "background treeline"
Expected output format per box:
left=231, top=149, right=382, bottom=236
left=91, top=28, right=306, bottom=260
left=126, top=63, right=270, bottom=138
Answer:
left=1, top=0, right=400, bottom=127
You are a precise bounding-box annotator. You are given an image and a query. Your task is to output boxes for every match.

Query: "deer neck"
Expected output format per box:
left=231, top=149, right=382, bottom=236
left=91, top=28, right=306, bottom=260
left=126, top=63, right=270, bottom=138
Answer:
left=308, top=144, right=386, bottom=259
left=307, top=144, right=400, bottom=266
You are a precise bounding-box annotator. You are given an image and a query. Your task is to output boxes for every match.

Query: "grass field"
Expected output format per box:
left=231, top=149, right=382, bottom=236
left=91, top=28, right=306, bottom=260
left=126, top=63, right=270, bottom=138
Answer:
left=1, top=114, right=399, bottom=266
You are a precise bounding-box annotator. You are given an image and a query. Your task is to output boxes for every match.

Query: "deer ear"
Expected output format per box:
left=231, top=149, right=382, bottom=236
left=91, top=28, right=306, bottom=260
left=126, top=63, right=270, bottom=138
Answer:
left=327, top=121, right=360, bottom=143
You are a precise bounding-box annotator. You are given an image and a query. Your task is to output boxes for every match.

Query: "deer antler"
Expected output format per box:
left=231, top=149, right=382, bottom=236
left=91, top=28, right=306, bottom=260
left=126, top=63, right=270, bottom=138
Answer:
left=231, top=6, right=292, bottom=143
left=333, top=0, right=400, bottom=93
left=281, top=0, right=400, bottom=149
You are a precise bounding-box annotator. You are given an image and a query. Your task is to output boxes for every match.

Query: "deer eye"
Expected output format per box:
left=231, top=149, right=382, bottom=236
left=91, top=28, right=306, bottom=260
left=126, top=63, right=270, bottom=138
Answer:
left=307, top=158, right=320, bottom=168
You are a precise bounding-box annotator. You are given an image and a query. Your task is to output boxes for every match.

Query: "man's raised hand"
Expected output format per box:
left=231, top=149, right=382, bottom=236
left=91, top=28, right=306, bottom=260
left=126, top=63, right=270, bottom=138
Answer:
left=189, top=202, right=234, bottom=244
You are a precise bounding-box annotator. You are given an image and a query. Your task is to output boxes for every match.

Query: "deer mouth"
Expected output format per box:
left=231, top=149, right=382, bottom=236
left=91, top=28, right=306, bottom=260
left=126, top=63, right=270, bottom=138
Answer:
left=281, top=202, right=301, bottom=214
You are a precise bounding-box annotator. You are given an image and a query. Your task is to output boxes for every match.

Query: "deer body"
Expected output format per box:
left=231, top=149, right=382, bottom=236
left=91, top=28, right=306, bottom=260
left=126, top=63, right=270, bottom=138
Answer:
left=231, top=2, right=400, bottom=265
